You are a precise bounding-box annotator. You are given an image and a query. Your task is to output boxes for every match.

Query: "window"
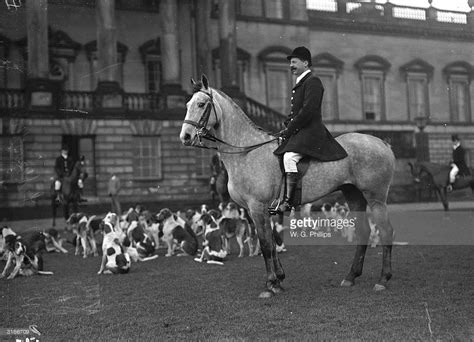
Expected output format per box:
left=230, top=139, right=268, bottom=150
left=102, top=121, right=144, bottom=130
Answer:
left=212, top=47, right=250, bottom=93
left=84, top=40, right=128, bottom=90
left=443, top=62, right=472, bottom=123
left=237, top=0, right=289, bottom=19
left=312, top=53, right=344, bottom=120
left=449, top=77, right=470, bottom=122
left=400, top=59, right=433, bottom=121
left=361, top=73, right=384, bottom=121
left=264, top=0, right=285, bottom=18
left=0, top=136, right=24, bottom=183
left=407, top=76, right=428, bottom=120
left=355, top=55, right=391, bottom=121
left=140, top=38, right=162, bottom=93
left=146, top=56, right=162, bottom=93
left=258, top=46, right=293, bottom=115
left=237, top=0, right=263, bottom=16
left=133, top=136, right=162, bottom=179
left=265, top=65, right=291, bottom=114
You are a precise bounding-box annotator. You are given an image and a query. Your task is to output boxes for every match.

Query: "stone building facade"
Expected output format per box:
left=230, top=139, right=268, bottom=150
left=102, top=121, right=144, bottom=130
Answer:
left=0, top=0, right=473, bottom=209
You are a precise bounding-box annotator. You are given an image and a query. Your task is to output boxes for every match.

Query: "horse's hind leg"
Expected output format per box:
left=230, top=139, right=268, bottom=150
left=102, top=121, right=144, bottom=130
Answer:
left=369, top=200, right=393, bottom=291
left=340, top=185, right=371, bottom=287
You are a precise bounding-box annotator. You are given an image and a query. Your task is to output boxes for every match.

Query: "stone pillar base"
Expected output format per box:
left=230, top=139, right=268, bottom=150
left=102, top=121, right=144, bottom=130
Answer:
left=94, top=81, right=124, bottom=111
left=26, top=78, right=60, bottom=111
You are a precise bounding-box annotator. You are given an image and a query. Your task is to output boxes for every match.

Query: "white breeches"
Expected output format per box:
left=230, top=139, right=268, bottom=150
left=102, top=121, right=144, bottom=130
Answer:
left=78, top=179, right=83, bottom=189
left=54, top=180, right=61, bottom=191
left=449, top=164, right=459, bottom=183
left=283, top=152, right=303, bottom=173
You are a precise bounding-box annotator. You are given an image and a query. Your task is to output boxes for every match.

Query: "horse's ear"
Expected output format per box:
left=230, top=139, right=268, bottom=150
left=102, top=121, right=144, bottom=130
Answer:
left=201, top=74, right=209, bottom=90
left=191, top=78, right=196, bottom=86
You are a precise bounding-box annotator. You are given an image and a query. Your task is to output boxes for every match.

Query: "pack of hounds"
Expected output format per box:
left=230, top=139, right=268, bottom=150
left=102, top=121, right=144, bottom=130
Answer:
left=0, top=201, right=380, bottom=279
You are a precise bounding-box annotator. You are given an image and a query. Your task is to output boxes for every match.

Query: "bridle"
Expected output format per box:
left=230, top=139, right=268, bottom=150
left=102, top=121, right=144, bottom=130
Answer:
left=183, top=89, right=278, bottom=154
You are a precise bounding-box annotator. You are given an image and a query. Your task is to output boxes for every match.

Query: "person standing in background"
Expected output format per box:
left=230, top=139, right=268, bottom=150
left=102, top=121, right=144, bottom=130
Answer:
left=108, top=173, right=121, bottom=215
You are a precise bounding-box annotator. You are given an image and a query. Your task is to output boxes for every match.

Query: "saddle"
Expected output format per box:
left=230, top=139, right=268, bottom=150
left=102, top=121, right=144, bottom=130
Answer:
left=277, top=157, right=311, bottom=206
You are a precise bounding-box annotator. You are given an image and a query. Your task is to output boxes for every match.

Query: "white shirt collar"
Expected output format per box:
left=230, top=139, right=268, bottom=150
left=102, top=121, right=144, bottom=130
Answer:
left=453, top=142, right=461, bottom=150
left=296, top=70, right=311, bottom=85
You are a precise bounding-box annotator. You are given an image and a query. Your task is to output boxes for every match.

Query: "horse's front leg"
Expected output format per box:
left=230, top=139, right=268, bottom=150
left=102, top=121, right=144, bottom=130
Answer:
left=249, top=205, right=285, bottom=298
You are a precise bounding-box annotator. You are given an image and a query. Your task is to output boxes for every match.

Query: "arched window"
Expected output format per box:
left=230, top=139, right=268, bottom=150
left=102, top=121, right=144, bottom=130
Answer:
left=258, top=46, right=292, bottom=115
left=139, top=38, right=162, bottom=93
left=354, top=55, right=391, bottom=121
left=400, top=59, right=434, bottom=121
left=312, top=52, right=344, bottom=120
left=443, top=61, right=472, bottom=123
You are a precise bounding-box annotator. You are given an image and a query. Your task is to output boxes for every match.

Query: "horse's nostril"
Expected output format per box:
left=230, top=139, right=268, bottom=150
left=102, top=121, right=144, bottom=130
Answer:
left=184, top=133, right=191, bottom=141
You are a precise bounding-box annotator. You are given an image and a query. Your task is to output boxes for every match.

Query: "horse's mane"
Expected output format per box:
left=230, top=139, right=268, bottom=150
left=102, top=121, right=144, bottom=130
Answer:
left=192, top=82, right=273, bottom=135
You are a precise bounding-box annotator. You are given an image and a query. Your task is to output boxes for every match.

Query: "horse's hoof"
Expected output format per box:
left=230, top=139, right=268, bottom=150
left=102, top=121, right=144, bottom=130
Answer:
left=258, top=290, right=274, bottom=299
left=374, top=284, right=386, bottom=291
left=340, top=279, right=354, bottom=287
left=271, top=284, right=285, bottom=294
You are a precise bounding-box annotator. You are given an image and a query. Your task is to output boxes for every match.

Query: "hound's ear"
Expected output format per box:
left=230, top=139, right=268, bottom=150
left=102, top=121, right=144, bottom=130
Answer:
left=201, top=74, right=209, bottom=90
left=191, top=78, right=197, bottom=86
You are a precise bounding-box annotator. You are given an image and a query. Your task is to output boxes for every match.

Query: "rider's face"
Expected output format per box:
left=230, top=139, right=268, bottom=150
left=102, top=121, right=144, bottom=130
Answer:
left=289, top=57, right=308, bottom=77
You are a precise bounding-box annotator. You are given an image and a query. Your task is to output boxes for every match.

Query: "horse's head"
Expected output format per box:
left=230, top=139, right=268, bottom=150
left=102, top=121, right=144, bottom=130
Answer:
left=180, top=74, right=220, bottom=146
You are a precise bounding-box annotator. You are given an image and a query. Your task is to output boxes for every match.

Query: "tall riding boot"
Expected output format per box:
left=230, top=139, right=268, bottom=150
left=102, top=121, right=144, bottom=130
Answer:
left=55, top=190, right=62, bottom=203
left=269, top=172, right=299, bottom=215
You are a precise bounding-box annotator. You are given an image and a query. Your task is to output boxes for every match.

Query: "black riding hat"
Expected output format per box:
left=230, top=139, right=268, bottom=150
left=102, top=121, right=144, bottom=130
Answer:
left=287, top=46, right=312, bottom=66
left=451, top=134, right=460, bottom=142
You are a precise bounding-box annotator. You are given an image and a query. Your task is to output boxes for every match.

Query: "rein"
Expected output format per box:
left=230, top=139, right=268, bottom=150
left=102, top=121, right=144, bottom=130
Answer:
left=184, top=90, right=278, bottom=154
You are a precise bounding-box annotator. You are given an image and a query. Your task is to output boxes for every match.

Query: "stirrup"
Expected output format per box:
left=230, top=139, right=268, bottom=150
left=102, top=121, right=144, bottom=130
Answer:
left=268, top=198, right=282, bottom=215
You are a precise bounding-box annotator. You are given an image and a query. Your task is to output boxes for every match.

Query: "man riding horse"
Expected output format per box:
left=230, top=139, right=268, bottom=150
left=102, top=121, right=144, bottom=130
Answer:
left=54, top=145, right=87, bottom=203
left=54, top=144, right=75, bottom=203
left=447, top=134, right=471, bottom=192
left=269, top=46, right=347, bottom=215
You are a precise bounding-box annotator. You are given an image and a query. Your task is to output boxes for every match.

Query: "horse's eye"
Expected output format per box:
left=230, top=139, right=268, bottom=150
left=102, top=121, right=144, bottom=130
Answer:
left=197, top=102, right=205, bottom=108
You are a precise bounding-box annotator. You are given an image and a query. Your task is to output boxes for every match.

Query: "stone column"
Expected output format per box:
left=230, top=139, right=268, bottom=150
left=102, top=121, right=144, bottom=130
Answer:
left=218, top=0, right=240, bottom=97
left=161, top=0, right=182, bottom=92
left=26, top=0, right=49, bottom=78
left=96, top=0, right=118, bottom=84
left=195, top=0, right=212, bottom=77
left=25, top=0, right=61, bottom=109
left=95, top=0, right=123, bottom=109
left=336, top=0, right=347, bottom=14
left=426, top=0, right=437, bottom=21
left=467, top=0, right=474, bottom=29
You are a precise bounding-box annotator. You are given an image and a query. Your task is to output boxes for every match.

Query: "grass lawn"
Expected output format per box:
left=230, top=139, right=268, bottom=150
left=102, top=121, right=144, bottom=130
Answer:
left=1, top=231, right=473, bottom=341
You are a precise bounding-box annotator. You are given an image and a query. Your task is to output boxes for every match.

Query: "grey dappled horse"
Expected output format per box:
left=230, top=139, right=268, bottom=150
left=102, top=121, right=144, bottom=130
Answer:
left=180, top=75, right=396, bottom=298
